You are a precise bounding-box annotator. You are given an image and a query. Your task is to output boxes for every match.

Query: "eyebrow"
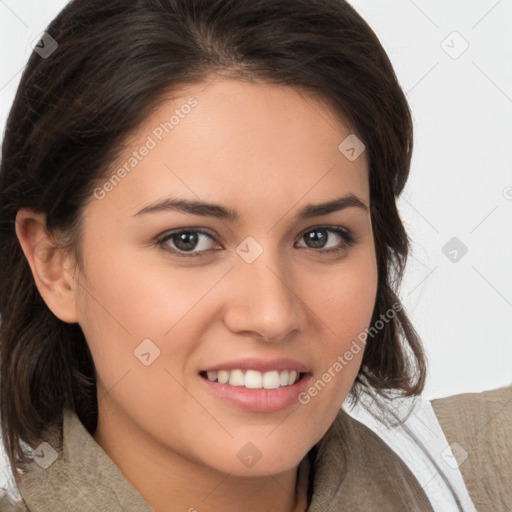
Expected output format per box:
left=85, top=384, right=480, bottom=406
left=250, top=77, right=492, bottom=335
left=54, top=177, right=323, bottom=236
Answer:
left=133, top=193, right=368, bottom=221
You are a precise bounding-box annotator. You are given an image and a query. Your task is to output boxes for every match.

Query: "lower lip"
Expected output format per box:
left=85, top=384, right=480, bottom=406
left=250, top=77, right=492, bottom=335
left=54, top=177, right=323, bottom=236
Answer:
left=199, top=373, right=312, bottom=413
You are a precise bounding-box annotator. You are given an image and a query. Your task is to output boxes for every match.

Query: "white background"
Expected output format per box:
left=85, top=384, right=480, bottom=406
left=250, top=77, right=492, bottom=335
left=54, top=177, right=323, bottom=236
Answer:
left=0, top=0, right=511, bottom=402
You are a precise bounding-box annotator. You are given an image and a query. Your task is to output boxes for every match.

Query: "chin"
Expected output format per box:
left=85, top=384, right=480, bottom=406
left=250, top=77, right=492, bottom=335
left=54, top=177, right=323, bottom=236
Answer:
left=195, top=437, right=311, bottom=478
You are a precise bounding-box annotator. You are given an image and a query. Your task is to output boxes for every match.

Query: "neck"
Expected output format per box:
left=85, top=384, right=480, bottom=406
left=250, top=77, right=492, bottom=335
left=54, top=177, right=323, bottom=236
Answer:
left=93, top=407, right=309, bottom=512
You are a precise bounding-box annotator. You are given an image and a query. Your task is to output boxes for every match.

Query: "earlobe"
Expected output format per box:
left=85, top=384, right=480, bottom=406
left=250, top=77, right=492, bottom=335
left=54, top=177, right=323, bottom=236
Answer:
left=15, top=208, right=79, bottom=324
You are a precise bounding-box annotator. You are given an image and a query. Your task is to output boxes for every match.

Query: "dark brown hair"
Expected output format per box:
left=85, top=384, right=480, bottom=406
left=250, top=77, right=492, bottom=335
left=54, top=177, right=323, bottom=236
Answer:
left=0, top=0, right=425, bottom=478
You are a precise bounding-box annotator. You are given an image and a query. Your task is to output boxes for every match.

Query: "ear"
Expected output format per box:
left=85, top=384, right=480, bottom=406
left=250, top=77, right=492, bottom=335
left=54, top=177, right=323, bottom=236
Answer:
left=15, top=208, right=79, bottom=323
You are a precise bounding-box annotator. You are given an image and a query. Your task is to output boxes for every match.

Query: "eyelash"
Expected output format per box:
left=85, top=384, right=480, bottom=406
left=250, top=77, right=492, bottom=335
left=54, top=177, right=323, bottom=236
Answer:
left=156, top=226, right=357, bottom=259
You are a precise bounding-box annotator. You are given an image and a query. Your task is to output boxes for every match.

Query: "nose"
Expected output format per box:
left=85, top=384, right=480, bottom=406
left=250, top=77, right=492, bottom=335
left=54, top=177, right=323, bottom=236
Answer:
left=222, top=247, right=308, bottom=343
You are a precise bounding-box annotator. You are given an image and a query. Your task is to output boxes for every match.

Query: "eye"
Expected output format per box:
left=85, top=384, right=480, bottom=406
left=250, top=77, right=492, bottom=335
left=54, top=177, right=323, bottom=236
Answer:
left=158, top=229, right=220, bottom=257
left=157, top=225, right=357, bottom=258
left=296, top=226, right=356, bottom=253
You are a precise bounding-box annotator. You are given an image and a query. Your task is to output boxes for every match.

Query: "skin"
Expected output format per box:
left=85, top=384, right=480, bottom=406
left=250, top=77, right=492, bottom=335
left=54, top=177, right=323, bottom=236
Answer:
left=16, top=75, right=378, bottom=512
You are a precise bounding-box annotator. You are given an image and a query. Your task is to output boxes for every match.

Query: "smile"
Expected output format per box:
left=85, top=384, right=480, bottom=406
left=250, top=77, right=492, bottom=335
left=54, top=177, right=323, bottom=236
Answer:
left=201, top=369, right=301, bottom=389
left=199, top=369, right=311, bottom=412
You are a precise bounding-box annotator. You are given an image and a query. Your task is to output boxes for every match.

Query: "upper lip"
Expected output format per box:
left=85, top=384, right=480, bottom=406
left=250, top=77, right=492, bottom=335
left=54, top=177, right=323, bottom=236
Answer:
left=201, top=357, right=312, bottom=374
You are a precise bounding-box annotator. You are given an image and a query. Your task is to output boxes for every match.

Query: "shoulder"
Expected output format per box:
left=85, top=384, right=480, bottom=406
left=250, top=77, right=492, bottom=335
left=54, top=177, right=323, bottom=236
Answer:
left=312, top=409, right=434, bottom=511
left=431, top=386, right=512, bottom=512
left=431, top=385, right=511, bottom=451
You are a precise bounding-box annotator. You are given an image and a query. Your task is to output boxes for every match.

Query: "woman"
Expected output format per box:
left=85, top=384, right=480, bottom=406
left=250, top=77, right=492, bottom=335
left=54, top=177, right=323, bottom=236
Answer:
left=0, top=0, right=510, bottom=511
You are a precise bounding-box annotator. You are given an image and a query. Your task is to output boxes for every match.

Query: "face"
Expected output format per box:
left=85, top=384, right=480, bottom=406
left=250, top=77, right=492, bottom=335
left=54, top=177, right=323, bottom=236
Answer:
left=72, top=76, right=378, bottom=477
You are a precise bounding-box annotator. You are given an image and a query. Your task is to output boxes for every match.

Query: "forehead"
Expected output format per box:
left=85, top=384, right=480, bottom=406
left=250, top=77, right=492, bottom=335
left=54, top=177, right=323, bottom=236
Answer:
left=87, top=76, right=369, bottom=223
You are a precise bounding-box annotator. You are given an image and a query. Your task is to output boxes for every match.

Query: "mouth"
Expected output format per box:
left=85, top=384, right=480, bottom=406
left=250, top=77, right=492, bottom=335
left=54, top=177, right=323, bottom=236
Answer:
left=199, top=369, right=306, bottom=390
left=198, top=363, right=312, bottom=413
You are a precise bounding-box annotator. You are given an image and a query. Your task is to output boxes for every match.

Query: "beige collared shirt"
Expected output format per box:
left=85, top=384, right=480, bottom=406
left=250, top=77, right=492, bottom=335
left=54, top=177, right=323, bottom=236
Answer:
left=1, top=386, right=510, bottom=511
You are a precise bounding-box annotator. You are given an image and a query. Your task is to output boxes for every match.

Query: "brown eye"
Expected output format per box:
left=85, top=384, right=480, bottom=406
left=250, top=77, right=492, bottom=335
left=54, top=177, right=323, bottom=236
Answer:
left=297, top=226, right=356, bottom=253
left=158, top=229, right=219, bottom=256
left=170, top=231, right=200, bottom=251
left=303, top=228, right=329, bottom=249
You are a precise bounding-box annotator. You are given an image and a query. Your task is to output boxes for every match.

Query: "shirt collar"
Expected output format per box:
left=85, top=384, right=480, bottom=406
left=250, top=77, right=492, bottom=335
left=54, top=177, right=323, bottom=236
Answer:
left=17, top=407, right=433, bottom=512
left=18, top=408, right=155, bottom=512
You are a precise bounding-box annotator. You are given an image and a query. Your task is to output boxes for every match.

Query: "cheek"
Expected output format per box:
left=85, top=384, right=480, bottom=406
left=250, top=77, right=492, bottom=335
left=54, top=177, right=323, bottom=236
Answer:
left=74, top=246, right=196, bottom=381
left=316, top=252, right=378, bottom=342
left=305, top=252, right=378, bottom=397
left=76, top=238, right=213, bottom=336
left=74, top=259, right=205, bottom=430
left=73, top=241, right=238, bottom=410
left=73, top=256, right=226, bottom=461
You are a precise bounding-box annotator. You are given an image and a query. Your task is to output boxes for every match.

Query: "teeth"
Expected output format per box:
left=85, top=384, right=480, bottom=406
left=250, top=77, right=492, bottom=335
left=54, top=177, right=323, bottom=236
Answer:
left=228, top=369, right=245, bottom=386
left=244, top=369, right=263, bottom=389
left=205, top=369, right=301, bottom=389
left=218, top=370, right=229, bottom=384
left=262, top=371, right=280, bottom=389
